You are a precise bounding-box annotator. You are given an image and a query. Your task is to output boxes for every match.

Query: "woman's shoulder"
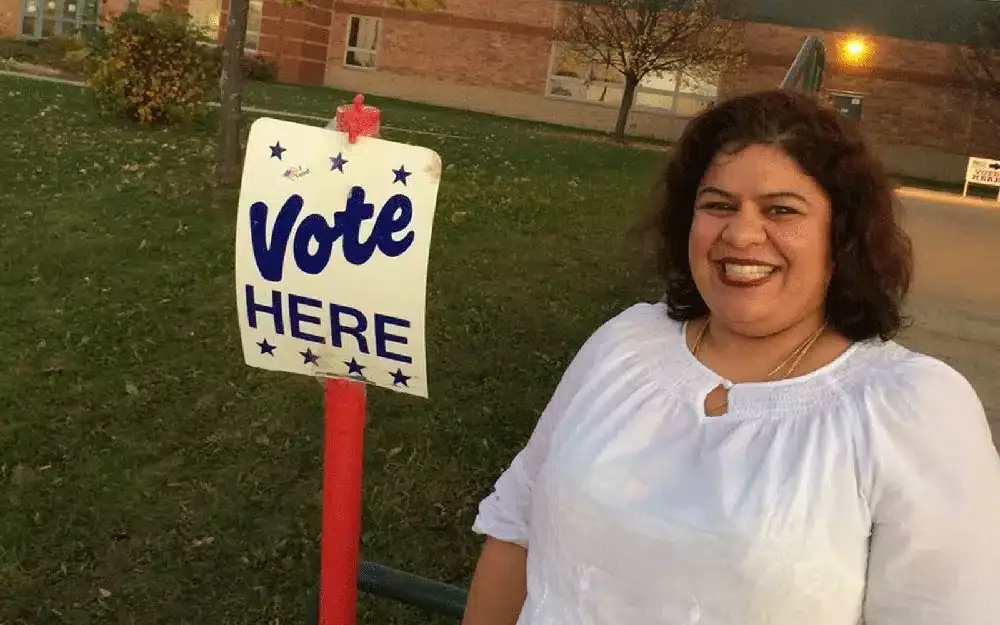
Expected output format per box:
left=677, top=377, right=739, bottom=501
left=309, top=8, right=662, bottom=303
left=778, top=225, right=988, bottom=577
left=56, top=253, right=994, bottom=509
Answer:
left=848, top=339, right=987, bottom=434
left=563, top=300, right=682, bottom=381
left=853, top=340, right=978, bottom=400
left=583, top=300, right=680, bottom=353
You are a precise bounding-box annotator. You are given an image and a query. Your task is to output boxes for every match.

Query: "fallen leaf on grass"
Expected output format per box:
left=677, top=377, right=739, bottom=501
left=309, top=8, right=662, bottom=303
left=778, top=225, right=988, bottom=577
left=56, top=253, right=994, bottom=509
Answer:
left=9, top=463, right=34, bottom=486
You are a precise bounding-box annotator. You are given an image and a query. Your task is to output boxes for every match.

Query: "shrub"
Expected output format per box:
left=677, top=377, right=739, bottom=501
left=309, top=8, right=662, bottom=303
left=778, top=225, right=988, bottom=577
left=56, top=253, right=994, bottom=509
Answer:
left=84, top=9, right=218, bottom=125
left=0, top=35, right=89, bottom=76
left=243, top=54, right=278, bottom=82
left=203, top=45, right=279, bottom=83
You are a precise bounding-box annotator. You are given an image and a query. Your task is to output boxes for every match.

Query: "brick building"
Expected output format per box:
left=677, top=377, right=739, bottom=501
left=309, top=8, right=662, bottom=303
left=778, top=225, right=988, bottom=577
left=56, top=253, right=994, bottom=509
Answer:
left=1, top=0, right=995, bottom=181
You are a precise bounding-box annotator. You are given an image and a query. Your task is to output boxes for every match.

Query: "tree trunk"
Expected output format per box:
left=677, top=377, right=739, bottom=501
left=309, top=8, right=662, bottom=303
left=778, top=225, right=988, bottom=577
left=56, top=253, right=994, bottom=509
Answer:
left=614, top=76, right=639, bottom=142
left=217, top=0, right=251, bottom=185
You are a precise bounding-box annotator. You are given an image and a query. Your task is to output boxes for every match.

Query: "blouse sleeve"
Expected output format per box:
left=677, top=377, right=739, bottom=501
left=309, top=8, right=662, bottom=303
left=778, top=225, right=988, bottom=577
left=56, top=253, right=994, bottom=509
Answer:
left=470, top=319, right=609, bottom=547
left=863, top=358, right=1000, bottom=624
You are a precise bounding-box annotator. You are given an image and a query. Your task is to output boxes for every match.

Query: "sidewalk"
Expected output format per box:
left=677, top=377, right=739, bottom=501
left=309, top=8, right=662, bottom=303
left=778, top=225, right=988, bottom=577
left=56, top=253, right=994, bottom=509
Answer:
left=897, top=185, right=1000, bottom=211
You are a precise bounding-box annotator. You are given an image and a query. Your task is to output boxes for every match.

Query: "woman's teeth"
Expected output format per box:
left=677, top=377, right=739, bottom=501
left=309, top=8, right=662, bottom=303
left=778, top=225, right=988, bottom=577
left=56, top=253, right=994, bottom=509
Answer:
left=724, top=264, right=775, bottom=280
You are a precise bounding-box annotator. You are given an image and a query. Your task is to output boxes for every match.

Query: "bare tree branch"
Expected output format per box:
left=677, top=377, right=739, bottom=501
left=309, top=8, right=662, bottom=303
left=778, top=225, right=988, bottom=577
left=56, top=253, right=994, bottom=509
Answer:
left=556, top=0, right=746, bottom=139
left=956, top=3, right=1000, bottom=150
left=961, top=5, right=1000, bottom=98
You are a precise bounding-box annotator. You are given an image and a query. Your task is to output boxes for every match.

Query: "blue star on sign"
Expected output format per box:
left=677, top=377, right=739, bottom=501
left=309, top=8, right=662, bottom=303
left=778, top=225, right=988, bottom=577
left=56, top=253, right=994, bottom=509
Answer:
left=392, top=165, right=411, bottom=185
left=345, top=358, right=365, bottom=377
left=301, top=348, right=320, bottom=366
left=390, top=368, right=411, bottom=387
left=330, top=152, right=348, bottom=173
left=257, top=338, right=276, bottom=356
left=270, top=141, right=287, bottom=160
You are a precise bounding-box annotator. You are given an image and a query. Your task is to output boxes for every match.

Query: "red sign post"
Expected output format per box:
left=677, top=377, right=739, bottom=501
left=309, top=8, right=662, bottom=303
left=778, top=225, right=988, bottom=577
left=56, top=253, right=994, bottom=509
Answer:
left=319, top=94, right=382, bottom=625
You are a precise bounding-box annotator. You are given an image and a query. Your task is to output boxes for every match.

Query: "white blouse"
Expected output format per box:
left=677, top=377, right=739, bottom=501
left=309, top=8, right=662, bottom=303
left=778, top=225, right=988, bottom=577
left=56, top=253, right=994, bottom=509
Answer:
left=472, top=302, right=1000, bottom=625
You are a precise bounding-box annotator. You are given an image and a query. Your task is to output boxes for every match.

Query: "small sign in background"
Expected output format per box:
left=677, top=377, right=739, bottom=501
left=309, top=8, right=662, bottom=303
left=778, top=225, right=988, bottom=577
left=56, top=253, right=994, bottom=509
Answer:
left=964, top=156, right=1000, bottom=201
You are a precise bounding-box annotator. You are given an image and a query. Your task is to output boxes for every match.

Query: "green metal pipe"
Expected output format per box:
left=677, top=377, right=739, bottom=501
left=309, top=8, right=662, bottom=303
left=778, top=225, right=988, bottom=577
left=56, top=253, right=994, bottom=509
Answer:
left=358, top=560, right=469, bottom=618
left=307, top=560, right=469, bottom=622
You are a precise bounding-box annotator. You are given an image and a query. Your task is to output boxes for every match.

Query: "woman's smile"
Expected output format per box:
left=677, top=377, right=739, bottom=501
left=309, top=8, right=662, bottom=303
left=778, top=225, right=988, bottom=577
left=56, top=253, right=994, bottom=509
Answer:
left=715, top=257, right=780, bottom=287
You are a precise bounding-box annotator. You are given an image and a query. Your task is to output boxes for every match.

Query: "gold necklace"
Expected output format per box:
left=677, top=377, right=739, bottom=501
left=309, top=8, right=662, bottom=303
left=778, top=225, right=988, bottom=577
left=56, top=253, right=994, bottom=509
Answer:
left=691, top=319, right=828, bottom=414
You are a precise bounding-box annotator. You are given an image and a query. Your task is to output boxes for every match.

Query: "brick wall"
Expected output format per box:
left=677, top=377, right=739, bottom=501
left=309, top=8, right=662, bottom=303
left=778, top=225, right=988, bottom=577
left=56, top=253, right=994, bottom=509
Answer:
left=0, top=0, right=18, bottom=37
left=723, top=23, right=989, bottom=157
left=0, top=0, right=176, bottom=39
left=967, top=94, right=1000, bottom=157
left=101, top=0, right=179, bottom=26
left=261, top=0, right=333, bottom=84
left=327, top=1, right=555, bottom=93
left=327, top=11, right=551, bottom=93
left=336, top=0, right=559, bottom=29
left=218, top=0, right=333, bottom=84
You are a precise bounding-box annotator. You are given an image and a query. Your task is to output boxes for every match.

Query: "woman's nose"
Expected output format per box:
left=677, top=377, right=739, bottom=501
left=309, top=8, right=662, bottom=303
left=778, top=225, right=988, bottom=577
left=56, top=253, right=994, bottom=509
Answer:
left=721, top=204, right=767, bottom=248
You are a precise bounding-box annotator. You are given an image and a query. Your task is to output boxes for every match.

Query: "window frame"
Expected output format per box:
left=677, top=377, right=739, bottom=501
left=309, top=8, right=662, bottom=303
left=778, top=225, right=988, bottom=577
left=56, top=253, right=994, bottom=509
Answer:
left=18, top=0, right=101, bottom=40
left=544, top=43, right=719, bottom=118
left=243, top=0, right=264, bottom=53
left=343, top=14, right=381, bottom=70
left=186, top=0, right=223, bottom=41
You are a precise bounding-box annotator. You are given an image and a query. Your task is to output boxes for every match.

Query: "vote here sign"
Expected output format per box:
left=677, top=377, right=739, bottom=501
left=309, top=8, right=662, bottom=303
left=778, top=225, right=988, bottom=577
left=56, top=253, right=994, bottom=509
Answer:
left=234, top=117, right=442, bottom=398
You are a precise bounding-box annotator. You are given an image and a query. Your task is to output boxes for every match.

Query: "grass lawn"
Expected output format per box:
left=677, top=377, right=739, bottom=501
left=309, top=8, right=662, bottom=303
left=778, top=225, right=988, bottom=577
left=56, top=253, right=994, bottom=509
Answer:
left=0, top=74, right=664, bottom=624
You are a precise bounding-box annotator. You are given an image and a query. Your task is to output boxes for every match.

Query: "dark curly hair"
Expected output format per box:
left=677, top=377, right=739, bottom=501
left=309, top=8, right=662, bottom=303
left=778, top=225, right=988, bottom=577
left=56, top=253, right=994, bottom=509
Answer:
left=636, top=89, right=913, bottom=342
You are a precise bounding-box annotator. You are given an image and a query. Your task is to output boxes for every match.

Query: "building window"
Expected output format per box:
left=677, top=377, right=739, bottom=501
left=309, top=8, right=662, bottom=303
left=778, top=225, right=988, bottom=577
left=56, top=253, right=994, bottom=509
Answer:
left=20, top=0, right=100, bottom=39
left=545, top=44, right=719, bottom=117
left=188, top=0, right=222, bottom=39
left=344, top=15, right=380, bottom=69
left=244, top=0, right=263, bottom=52
left=186, top=0, right=258, bottom=50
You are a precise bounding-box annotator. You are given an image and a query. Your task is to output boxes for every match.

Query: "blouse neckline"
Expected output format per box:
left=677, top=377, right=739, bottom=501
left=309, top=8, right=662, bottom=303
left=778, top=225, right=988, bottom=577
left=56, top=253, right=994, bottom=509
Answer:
left=675, top=319, right=863, bottom=391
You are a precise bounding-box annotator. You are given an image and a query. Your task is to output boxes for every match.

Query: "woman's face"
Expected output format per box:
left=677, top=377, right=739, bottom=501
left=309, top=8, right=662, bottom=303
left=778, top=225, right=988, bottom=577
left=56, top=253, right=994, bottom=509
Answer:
left=688, top=144, right=833, bottom=336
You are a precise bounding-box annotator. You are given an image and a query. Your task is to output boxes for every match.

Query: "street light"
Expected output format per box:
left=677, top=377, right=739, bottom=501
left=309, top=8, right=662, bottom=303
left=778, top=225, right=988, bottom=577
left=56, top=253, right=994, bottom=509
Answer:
left=839, top=35, right=873, bottom=67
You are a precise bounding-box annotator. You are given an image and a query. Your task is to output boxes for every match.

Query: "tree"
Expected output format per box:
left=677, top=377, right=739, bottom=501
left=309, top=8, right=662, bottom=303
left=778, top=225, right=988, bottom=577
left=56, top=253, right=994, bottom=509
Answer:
left=215, top=0, right=445, bottom=183
left=958, top=3, right=1000, bottom=148
left=217, top=0, right=250, bottom=184
left=558, top=0, right=745, bottom=140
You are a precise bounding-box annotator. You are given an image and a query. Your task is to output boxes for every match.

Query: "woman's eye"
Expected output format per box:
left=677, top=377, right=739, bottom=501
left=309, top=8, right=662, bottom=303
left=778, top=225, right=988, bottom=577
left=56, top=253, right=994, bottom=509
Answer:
left=768, top=205, right=799, bottom=216
left=698, top=202, right=734, bottom=212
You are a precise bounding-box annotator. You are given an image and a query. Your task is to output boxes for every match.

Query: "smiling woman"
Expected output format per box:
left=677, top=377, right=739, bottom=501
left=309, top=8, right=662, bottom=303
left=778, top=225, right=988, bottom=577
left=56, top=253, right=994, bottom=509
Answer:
left=652, top=90, right=912, bottom=344
left=461, top=90, right=1000, bottom=625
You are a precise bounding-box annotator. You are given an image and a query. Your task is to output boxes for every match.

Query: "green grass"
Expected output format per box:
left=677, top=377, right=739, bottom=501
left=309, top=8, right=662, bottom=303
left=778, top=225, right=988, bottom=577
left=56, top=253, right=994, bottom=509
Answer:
left=0, top=74, right=664, bottom=624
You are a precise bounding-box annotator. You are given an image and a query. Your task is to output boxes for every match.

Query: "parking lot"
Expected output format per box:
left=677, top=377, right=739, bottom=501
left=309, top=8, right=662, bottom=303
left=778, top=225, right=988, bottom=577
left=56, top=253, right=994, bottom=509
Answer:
left=896, top=188, right=1000, bottom=443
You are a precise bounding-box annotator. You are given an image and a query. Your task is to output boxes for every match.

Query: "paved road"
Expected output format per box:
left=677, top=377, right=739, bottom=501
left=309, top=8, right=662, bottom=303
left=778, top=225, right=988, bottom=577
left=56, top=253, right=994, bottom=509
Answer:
left=895, top=188, right=1000, bottom=446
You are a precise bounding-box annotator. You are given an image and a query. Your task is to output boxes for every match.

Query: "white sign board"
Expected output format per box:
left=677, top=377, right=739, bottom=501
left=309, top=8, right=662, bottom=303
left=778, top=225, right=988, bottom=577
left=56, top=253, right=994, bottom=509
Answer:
left=235, top=117, right=442, bottom=398
left=964, top=156, right=1000, bottom=200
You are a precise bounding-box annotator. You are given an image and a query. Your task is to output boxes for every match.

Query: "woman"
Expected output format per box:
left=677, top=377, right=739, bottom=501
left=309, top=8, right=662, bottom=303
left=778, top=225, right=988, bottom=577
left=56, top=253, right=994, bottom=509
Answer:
left=461, top=90, right=1000, bottom=625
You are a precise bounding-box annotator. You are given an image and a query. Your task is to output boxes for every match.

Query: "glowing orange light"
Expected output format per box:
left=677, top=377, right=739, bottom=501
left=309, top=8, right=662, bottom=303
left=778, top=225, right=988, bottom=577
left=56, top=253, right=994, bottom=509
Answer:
left=845, top=40, right=865, bottom=57
left=838, top=35, right=874, bottom=67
